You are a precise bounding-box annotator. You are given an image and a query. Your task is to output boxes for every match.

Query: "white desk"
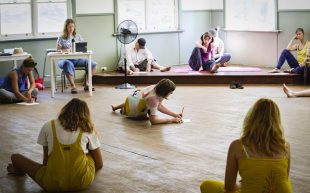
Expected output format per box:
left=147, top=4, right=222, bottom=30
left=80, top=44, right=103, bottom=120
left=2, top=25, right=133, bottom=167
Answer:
left=47, top=51, right=93, bottom=98
left=0, top=53, right=31, bottom=68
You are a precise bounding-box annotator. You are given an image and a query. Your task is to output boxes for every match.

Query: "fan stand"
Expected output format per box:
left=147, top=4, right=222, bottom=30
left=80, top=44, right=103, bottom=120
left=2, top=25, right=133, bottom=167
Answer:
left=115, top=57, right=135, bottom=89
left=115, top=39, right=135, bottom=89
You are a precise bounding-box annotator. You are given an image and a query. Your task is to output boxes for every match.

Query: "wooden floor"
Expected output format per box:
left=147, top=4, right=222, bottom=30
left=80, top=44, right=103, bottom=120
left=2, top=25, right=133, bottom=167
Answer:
left=0, top=84, right=310, bottom=193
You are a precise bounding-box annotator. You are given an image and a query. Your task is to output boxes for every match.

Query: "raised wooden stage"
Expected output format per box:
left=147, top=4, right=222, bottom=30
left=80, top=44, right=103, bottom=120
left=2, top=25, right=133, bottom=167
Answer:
left=93, top=65, right=303, bottom=85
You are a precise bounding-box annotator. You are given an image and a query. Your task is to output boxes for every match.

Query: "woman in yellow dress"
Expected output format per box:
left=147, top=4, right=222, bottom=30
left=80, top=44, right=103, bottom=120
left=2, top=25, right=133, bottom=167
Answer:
left=200, top=98, right=292, bottom=193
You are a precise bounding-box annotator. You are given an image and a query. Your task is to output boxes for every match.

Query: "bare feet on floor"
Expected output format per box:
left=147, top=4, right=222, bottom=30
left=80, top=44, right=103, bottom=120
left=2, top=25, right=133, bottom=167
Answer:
left=111, top=105, right=116, bottom=112
left=127, top=70, right=134, bottom=75
left=160, top=66, right=171, bottom=72
left=283, top=84, right=294, bottom=97
left=211, top=64, right=221, bottom=73
left=7, top=164, right=25, bottom=175
left=269, top=68, right=280, bottom=73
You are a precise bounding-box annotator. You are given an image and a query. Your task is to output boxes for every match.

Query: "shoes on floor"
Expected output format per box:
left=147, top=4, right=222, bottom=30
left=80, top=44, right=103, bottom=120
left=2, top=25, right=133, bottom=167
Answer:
left=230, top=81, right=237, bottom=89
left=230, top=81, right=244, bottom=89
left=269, top=68, right=280, bottom=73
left=84, top=86, right=95, bottom=91
left=71, top=88, right=78, bottom=94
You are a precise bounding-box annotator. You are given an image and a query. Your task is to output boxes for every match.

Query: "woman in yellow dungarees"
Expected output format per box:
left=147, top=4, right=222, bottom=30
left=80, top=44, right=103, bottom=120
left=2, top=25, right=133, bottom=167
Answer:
left=200, top=98, right=292, bottom=193
left=7, top=98, right=103, bottom=191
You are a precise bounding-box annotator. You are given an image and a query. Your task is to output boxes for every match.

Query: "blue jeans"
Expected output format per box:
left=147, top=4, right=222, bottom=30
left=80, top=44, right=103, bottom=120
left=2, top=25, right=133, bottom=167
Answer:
left=188, top=48, right=216, bottom=71
left=276, top=49, right=304, bottom=74
left=215, top=53, right=231, bottom=66
left=58, top=59, right=97, bottom=76
left=202, top=60, right=216, bottom=71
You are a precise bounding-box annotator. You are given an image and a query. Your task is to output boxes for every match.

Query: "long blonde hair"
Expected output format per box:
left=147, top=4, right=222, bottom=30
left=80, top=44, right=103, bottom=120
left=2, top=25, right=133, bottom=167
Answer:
left=61, top=18, right=76, bottom=39
left=241, top=98, right=286, bottom=156
left=58, top=98, right=94, bottom=133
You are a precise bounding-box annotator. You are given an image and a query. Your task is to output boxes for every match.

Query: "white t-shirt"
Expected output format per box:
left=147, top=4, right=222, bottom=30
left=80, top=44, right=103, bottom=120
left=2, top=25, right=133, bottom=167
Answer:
left=37, top=119, right=101, bottom=155
left=213, top=37, right=224, bottom=56
left=119, top=42, right=154, bottom=68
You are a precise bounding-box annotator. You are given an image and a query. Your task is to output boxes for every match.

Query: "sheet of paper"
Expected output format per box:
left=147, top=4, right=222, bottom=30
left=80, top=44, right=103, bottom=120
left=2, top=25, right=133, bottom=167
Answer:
left=17, top=102, right=39, bottom=106
left=182, top=119, right=191, bottom=123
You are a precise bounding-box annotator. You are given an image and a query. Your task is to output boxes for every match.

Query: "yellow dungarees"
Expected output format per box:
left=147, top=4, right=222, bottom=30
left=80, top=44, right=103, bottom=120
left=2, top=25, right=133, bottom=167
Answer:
left=200, top=140, right=292, bottom=193
left=35, top=120, right=95, bottom=192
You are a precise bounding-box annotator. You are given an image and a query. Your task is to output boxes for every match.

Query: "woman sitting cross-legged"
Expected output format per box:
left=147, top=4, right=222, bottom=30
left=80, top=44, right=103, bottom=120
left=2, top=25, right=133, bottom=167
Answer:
left=0, top=56, right=38, bottom=103
left=200, top=98, right=292, bottom=193
left=7, top=98, right=103, bottom=192
left=188, top=31, right=221, bottom=72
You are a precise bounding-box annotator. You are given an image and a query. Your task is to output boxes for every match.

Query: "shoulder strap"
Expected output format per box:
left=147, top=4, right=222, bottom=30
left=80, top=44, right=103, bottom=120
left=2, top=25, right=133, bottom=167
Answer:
left=51, top=120, right=59, bottom=143
left=240, top=139, right=250, bottom=158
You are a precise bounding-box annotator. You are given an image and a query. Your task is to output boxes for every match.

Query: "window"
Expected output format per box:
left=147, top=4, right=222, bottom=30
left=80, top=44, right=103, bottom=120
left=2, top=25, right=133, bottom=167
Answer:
left=0, top=0, right=32, bottom=36
left=117, top=0, right=179, bottom=32
left=37, top=0, right=68, bottom=34
left=225, top=0, right=277, bottom=31
left=0, top=0, right=70, bottom=40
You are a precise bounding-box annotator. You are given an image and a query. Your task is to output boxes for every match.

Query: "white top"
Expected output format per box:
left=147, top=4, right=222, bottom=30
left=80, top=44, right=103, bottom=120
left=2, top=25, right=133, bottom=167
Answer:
left=37, top=119, right=101, bottom=155
left=119, top=42, right=154, bottom=68
left=213, top=37, right=224, bottom=56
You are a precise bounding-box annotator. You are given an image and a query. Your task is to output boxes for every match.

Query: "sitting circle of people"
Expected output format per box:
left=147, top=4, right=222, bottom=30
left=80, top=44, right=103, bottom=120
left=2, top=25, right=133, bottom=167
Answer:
left=188, top=28, right=231, bottom=72
left=118, top=37, right=171, bottom=75
left=2, top=17, right=309, bottom=192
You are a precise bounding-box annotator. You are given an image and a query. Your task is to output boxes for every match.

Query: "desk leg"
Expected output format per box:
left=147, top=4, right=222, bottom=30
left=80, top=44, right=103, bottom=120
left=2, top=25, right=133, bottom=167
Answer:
left=88, top=55, right=92, bottom=96
left=13, top=60, right=17, bottom=69
left=50, top=58, right=55, bottom=98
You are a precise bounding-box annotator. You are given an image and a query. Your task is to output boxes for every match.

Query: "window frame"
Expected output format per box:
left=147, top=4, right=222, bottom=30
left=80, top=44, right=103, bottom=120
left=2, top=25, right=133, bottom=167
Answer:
left=0, top=0, right=72, bottom=41
left=116, top=0, right=180, bottom=33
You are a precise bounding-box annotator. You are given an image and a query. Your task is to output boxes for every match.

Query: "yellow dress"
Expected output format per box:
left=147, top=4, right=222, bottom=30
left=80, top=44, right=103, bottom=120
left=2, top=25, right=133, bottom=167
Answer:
left=200, top=141, right=292, bottom=193
left=35, top=120, right=95, bottom=192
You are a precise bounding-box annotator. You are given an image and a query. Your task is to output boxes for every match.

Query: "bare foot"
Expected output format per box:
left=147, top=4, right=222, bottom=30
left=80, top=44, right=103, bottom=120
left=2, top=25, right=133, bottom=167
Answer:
left=211, top=63, right=221, bottom=73
left=223, top=62, right=229, bottom=67
left=111, top=105, right=116, bottom=112
left=283, top=84, right=294, bottom=97
left=7, top=164, right=25, bottom=175
left=160, top=66, right=171, bottom=72
left=126, top=70, right=134, bottom=75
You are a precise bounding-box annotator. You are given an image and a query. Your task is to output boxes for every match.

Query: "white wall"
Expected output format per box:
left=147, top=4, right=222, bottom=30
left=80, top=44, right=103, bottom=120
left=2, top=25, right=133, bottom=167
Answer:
left=225, top=32, right=278, bottom=67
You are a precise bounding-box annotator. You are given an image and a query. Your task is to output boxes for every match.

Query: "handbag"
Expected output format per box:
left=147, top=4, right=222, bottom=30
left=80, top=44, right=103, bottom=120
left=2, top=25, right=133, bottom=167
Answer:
left=33, top=67, right=44, bottom=90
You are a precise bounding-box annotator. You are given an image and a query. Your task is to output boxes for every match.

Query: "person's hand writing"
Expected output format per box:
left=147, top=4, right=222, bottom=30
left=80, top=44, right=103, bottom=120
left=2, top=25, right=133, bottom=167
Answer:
left=171, top=117, right=183, bottom=124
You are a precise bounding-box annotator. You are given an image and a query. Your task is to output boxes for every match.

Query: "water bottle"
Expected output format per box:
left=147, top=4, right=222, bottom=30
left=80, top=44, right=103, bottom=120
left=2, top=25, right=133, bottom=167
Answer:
left=72, top=38, right=76, bottom=53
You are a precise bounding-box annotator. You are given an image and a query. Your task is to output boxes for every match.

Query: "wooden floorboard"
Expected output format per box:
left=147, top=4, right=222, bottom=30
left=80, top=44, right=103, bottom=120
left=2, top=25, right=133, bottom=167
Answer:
left=93, top=65, right=303, bottom=85
left=0, top=85, right=309, bottom=193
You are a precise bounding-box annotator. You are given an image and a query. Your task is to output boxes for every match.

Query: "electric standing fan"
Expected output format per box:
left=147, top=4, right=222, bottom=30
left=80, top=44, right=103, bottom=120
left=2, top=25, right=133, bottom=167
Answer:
left=115, top=20, right=138, bottom=89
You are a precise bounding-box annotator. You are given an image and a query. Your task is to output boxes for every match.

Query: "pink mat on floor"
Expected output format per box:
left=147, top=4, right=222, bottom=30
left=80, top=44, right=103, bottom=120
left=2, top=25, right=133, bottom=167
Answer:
left=173, top=66, right=262, bottom=73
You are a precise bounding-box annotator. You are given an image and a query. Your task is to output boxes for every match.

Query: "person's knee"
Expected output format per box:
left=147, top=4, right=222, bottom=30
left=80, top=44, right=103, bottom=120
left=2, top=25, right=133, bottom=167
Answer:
left=282, top=49, right=289, bottom=54
left=200, top=179, right=224, bottom=193
left=32, top=88, right=39, bottom=97
left=225, top=53, right=231, bottom=60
